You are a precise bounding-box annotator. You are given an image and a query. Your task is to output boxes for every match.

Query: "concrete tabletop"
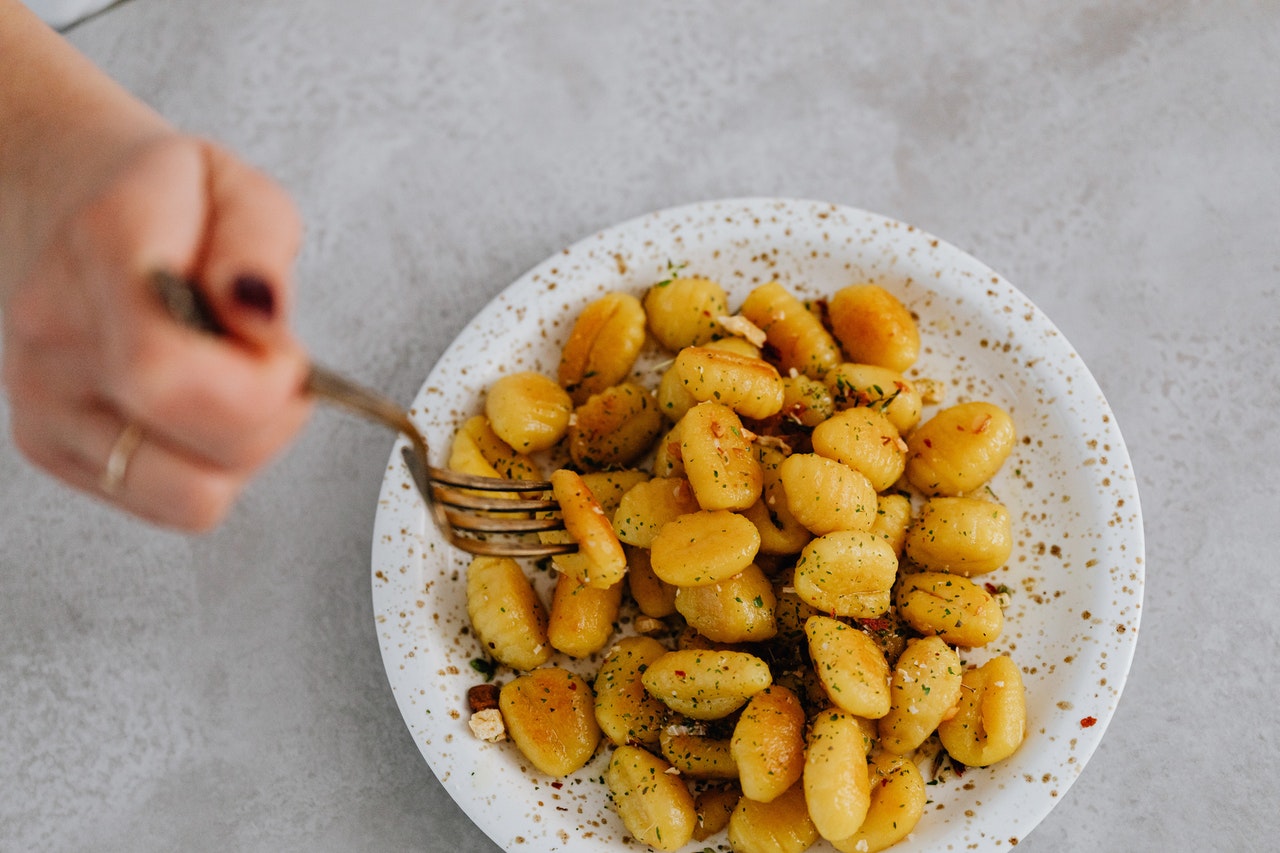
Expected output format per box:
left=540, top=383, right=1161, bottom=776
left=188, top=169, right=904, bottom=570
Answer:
left=3, top=2, right=1277, bottom=851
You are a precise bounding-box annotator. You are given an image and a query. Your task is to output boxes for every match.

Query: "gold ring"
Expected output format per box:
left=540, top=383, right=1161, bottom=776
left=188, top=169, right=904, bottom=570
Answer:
left=101, top=422, right=144, bottom=496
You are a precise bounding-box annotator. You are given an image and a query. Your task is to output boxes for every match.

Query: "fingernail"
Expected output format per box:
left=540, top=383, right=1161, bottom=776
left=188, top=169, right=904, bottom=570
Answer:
left=232, top=274, right=276, bottom=319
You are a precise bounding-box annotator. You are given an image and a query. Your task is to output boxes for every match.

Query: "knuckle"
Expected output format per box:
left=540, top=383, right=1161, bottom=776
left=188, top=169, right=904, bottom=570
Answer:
left=108, top=338, right=179, bottom=420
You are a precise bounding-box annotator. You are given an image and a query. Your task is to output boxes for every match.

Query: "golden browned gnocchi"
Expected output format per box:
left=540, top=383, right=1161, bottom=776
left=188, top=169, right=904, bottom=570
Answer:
left=870, top=492, right=912, bottom=555
left=693, top=786, right=741, bottom=841
left=641, top=648, right=773, bottom=720
left=558, top=291, right=647, bottom=404
left=825, top=362, right=923, bottom=434
left=465, top=555, right=550, bottom=671
left=567, top=381, right=663, bottom=470
left=454, top=415, right=542, bottom=481
left=594, top=636, right=669, bottom=747
left=904, top=495, right=1013, bottom=576
left=605, top=744, right=697, bottom=851
left=659, top=723, right=739, bottom=780
left=680, top=401, right=763, bottom=511
left=650, top=509, right=761, bottom=587
left=804, top=709, right=872, bottom=841
left=810, top=407, right=907, bottom=492
left=675, top=345, right=785, bottom=420
left=674, top=563, right=778, bottom=643
left=792, top=530, right=898, bottom=618
left=500, top=667, right=600, bottom=776
left=778, top=453, right=877, bottom=535
left=830, top=752, right=926, bottom=853
left=739, top=281, right=842, bottom=379
left=937, top=654, right=1026, bottom=766
left=547, top=572, right=623, bottom=658
left=484, top=371, right=573, bottom=453
left=656, top=362, right=700, bottom=422
left=827, top=283, right=921, bottom=373
left=550, top=469, right=627, bottom=589
left=904, top=401, right=1016, bottom=496
left=777, top=373, right=836, bottom=428
left=731, top=685, right=807, bottom=803
left=643, top=275, right=730, bottom=351
left=726, top=780, right=818, bottom=853
left=877, top=636, right=964, bottom=754
left=895, top=570, right=1004, bottom=648
left=804, top=614, right=891, bottom=718
left=612, top=477, right=701, bottom=548
left=741, top=443, right=813, bottom=556
left=625, top=546, right=677, bottom=618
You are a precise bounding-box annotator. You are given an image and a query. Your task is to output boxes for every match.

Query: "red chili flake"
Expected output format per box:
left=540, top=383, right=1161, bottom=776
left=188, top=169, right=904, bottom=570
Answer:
left=674, top=670, right=687, bottom=678
left=984, top=582, right=1000, bottom=595
left=1080, top=716, right=1097, bottom=728
left=859, top=618, right=891, bottom=632
left=923, top=438, right=933, bottom=448
left=567, top=681, right=577, bottom=690
left=550, top=781, right=564, bottom=789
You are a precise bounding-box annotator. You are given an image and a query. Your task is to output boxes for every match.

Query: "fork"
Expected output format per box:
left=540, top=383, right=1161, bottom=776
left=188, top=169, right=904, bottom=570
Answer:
left=151, top=271, right=576, bottom=558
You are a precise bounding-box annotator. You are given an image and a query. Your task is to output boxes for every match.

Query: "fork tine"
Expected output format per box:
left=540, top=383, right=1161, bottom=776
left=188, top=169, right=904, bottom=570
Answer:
left=399, top=447, right=580, bottom=557
left=431, top=487, right=560, bottom=514
left=444, top=532, right=579, bottom=558
left=428, top=468, right=553, bottom=493
left=444, top=511, right=567, bottom=535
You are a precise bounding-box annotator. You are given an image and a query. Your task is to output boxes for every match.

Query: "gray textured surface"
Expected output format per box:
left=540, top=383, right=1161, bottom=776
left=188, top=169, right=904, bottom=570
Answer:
left=2, top=2, right=1278, bottom=851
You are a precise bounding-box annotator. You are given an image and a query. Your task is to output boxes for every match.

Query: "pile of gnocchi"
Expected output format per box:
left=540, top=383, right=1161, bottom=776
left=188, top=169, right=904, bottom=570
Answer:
left=454, top=272, right=1026, bottom=853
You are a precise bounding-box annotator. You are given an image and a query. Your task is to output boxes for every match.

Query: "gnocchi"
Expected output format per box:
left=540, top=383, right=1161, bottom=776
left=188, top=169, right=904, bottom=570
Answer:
left=452, top=271, right=1032, bottom=853
left=731, top=685, right=807, bottom=803
left=641, top=649, right=773, bottom=720
left=484, top=371, right=572, bottom=453
left=605, top=744, right=697, bottom=851
left=804, top=709, right=872, bottom=841
left=778, top=453, right=877, bottom=535
left=937, top=654, right=1026, bottom=767
left=674, top=345, right=785, bottom=420
left=594, top=636, right=669, bottom=748
left=500, top=667, right=600, bottom=776
left=827, top=283, right=921, bottom=373
left=558, top=291, right=646, bottom=404
left=904, top=495, right=1013, bottom=576
left=739, top=281, right=842, bottom=379
left=904, top=401, right=1016, bottom=496
left=644, top=275, right=730, bottom=351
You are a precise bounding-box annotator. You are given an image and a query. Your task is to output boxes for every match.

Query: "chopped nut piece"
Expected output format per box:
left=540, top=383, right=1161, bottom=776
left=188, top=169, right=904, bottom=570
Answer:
left=633, top=615, right=667, bottom=635
left=467, top=683, right=501, bottom=713
left=716, top=314, right=768, bottom=348
left=468, top=708, right=507, bottom=742
left=754, top=434, right=792, bottom=454
left=915, top=376, right=946, bottom=405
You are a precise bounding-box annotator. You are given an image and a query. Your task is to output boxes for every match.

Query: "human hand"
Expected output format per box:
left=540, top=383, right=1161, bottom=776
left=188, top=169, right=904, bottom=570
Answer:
left=1, top=133, right=314, bottom=531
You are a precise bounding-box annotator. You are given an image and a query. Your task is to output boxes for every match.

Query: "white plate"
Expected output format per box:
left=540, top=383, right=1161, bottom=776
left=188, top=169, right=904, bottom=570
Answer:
left=371, top=198, right=1144, bottom=852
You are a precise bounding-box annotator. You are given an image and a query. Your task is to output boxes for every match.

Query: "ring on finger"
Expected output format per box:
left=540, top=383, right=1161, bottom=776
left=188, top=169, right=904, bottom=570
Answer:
left=101, top=422, right=145, bottom=496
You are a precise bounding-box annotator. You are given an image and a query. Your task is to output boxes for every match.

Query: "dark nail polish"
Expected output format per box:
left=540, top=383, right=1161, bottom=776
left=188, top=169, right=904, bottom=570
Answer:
left=232, top=275, right=276, bottom=319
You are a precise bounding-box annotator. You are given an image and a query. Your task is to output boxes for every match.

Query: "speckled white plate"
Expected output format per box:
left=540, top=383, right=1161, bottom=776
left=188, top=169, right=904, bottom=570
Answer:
left=371, top=198, right=1144, bottom=852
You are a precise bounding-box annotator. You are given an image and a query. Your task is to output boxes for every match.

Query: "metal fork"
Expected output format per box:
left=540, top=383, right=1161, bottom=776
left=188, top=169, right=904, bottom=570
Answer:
left=151, top=271, right=576, bottom=557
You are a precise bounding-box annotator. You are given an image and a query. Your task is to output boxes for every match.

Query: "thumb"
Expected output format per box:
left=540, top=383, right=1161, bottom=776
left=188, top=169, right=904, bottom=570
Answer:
left=195, top=141, right=303, bottom=350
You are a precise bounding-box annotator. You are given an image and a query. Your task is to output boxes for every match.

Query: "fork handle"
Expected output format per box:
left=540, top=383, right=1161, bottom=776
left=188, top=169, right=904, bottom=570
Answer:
left=305, top=364, right=419, bottom=443
left=150, top=269, right=435, bottom=482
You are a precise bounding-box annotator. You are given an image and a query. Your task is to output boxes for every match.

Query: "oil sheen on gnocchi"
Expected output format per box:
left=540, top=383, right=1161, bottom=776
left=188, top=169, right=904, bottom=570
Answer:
left=452, top=272, right=1028, bottom=852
